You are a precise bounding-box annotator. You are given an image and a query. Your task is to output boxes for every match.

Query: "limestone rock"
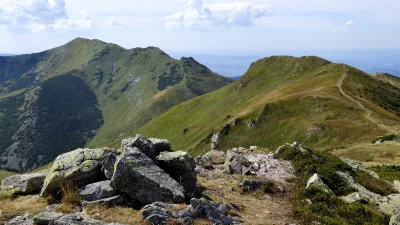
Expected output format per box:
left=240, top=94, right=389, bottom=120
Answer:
left=141, top=202, right=193, bottom=225
left=306, top=173, right=332, bottom=193
left=390, top=214, right=400, bottom=225
left=156, top=151, right=197, bottom=198
left=379, top=194, right=400, bottom=216
left=33, top=212, right=64, bottom=225
left=79, top=180, right=116, bottom=201
left=5, top=214, right=33, bottom=225
left=196, top=150, right=226, bottom=169
left=211, top=131, right=220, bottom=150
left=395, top=180, right=400, bottom=193
left=223, top=150, right=252, bottom=175
left=341, top=158, right=380, bottom=179
left=121, top=134, right=156, bottom=159
left=40, top=148, right=114, bottom=196
left=110, top=147, right=185, bottom=204
left=340, top=192, right=367, bottom=204
left=1, top=169, right=48, bottom=195
left=149, top=138, right=172, bottom=155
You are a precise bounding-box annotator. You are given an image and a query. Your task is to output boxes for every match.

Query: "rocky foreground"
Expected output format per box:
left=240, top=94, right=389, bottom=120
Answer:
left=2, top=136, right=400, bottom=224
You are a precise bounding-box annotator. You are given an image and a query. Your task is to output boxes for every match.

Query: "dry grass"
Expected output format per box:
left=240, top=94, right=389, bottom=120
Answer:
left=198, top=172, right=297, bottom=225
left=0, top=195, right=47, bottom=221
left=332, top=142, right=400, bottom=166
left=84, top=204, right=144, bottom=225
left=60, top=182, right=81, bottom=206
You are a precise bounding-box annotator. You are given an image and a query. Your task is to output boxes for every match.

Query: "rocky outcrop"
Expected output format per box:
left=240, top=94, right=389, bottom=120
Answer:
left=306, top=173, right=332, bottom=193
left=40, top=148, right=114, bottom=196
left=341, top=158, right=380, bottom=179
left=1, top=169, right=48, bottom=195
left=223, top=150, right=252, bottom=175
left=149, top=138, right=172, bottom=155
left=196, top=150, right=226, bottom=169
left=156, top=151, right=197, bottom=198
left=121, top=134, right=156, bottom=159
left=191, top=198, right=233, bottom=225
left=141, top=198, right=235, bottom=225
left=141, top=202, right=194, bottom=225
left=340, top=192, right=367, bottom=204
left=110, top=147, right=185, bottom=204
left=79, top=180, right=116, bottom=201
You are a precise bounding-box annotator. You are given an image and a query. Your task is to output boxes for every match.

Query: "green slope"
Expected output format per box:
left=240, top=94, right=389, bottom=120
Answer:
left=372, top=73, right=400, bottom=89
left=136, top=56, right=400, bottom=156
left=0, top=38, right=232, bottom=172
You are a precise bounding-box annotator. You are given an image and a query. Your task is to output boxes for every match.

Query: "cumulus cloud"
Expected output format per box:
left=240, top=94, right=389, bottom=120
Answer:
left=165, top=0, right=273, bottom=30
left=108, top=17, right=125, bottom=27
left=345, top=20, right=355, bottom=26
left=0, top=0, right=95, bottom=32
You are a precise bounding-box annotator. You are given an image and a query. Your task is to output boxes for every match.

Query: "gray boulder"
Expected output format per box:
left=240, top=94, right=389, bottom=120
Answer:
left=40, top=148, right=115, bottom=197
left=149, top=138, right=172, bottom=155
left=141, top=202, right=193, bottom=225
left=223, top=150, right=252, bottom=175
left=306, top=173, right=332, bottom=194
left=395, top=180, right=400, bottom=193
left=102, top=151, right=120, bottom=180
left=1, top=169, right=48, bottom=195
left=79, top=181, right=116, bottom=201
left=157, top=151, right=197, bottom=197
left=239, top=180, right=262, bottom=192
left=340, top=192, right=367, bottom=204
left=191, top=198, right=233, bottom=225
left=196, top=150, right=226, bottom=169
left=110, top=147, right=185, bottom=204
left=121, top=134, right=156, bottom=159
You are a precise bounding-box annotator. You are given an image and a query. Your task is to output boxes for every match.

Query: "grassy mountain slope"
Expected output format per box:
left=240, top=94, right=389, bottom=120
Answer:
left=136, top=56, right=400, bottom=156
left=372, top=72, right=400, bottom=89
left=0, top=38, right=232, bottom=172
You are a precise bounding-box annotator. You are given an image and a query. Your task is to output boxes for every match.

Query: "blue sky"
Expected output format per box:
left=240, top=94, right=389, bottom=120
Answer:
left=0, top=0, right=400, bottom=54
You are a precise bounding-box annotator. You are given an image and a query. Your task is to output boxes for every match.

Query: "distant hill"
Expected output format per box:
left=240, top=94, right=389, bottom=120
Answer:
left=0, top=38, right=232, bottom=172
left=372, top=73, right=400, bottom=88
left=134, top=56, right=400, bottom=156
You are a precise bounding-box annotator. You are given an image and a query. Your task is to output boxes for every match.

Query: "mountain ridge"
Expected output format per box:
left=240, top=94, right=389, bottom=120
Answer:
left=0, top=38, right=232, bottom=172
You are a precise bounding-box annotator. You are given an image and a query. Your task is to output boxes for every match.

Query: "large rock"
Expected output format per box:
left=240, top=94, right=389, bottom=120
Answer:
left=34, top=212, right=123, bottom=225
left=394, top=180, right=400, bottom=193
left=223, top=150, right=252, bottom=175
left=1, top=169, right=48, bottom=195
left=141, top=202, right=193, bottom=225
left=340, top=192, right=367, bottom=204
left=40, top=148, right=114, bottom=197
left=110, top=147, right=185, bottom=204
left=390, top=214, right=400, bottom=225
left=79, top=181, right=116, bottom=201
left=102, top=151, right=120, bottom=180
left=379, top=194, right=400, bottom=215
left=149, top=138, right=172, bottom=155
left=121, top=134, right=156, bottom=159
left=306, top=173, right=332, bottom=194
left=190, top=198, right=233, bottom=225
left=196, top=150, right=226, bottom=169
left=5, top=214, right=34, bottom=225
left=157, top=151, right=197, bottom=197
left=341, top=158, right=380, bottom=179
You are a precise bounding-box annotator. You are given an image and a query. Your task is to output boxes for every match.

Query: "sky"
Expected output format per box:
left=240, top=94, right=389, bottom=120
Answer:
left=0, top=0, right=400, bottom=54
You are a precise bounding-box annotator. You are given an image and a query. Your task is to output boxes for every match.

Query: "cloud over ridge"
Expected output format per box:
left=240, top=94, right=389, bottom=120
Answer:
left=165, top=0, right=273, bottom=30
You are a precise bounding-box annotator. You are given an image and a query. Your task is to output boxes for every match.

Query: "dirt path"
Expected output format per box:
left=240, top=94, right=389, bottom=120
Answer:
left=337, top=66, right=395, bottom=132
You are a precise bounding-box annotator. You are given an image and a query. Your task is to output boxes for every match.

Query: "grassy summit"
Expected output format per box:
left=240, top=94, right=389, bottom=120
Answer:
left=136, top=56, right=400, bottom=156
left=0, top=38, right=232, bottom=172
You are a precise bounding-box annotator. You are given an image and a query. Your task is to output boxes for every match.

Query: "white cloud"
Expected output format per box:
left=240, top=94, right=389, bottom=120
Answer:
left=165, top=0, right=273, bottom=30
left=345, top=20, right=355, bottom=26
left=108, top=17, right=125, bottom=27
left=0, top=0, right=95, bottom=32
